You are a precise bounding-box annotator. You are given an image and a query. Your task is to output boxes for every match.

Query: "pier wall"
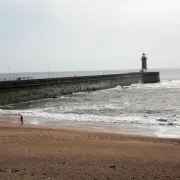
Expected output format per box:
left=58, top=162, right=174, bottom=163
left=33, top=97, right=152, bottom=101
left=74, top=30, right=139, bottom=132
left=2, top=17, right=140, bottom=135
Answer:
left=0, top=72, right=160, bottom=105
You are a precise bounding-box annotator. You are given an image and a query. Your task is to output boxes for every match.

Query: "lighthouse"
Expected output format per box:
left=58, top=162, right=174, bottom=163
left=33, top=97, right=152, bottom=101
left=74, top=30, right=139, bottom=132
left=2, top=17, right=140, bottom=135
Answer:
left=140, top=53, right=147, bottom=72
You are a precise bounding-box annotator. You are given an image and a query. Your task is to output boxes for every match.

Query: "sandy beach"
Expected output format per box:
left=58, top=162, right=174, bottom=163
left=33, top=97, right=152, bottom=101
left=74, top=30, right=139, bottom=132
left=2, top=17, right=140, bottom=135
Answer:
left=0, top=123, right=179, bottom=180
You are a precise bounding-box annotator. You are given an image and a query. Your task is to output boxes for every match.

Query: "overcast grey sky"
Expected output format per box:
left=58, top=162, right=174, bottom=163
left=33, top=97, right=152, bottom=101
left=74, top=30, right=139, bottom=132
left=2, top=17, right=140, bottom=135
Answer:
left=0, top=0, right=180, bottom=72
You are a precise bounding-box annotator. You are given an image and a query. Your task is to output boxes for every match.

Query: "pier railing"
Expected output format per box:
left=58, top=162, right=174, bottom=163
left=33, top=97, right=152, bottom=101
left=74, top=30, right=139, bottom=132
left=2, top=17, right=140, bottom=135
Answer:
left=0, top=77, right=33, bottom=81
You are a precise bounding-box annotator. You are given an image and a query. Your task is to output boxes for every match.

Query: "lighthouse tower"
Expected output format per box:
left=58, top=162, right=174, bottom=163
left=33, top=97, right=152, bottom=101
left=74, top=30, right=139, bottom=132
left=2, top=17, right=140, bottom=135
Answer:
left=140, top=53, right=147, bottom=72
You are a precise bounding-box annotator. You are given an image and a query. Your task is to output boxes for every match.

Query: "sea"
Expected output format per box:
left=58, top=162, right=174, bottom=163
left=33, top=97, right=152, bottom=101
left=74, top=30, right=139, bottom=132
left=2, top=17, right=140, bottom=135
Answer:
left=0, top=68, right=180, bottom=138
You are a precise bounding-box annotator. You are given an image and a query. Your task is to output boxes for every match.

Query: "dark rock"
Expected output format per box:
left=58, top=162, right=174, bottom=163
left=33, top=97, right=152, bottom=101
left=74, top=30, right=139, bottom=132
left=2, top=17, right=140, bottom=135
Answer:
left=109, top=165, right=116, bottom=169
left=167, top=122, right=174, bottom=126
left=156, top=118, right=167, bottom=122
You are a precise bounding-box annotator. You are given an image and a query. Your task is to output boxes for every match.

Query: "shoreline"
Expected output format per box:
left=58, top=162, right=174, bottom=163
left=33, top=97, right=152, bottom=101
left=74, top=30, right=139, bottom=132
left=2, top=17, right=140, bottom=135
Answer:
left=0, top=121, right=180, bottom=143
left=0, top=115, right=180, bottom=139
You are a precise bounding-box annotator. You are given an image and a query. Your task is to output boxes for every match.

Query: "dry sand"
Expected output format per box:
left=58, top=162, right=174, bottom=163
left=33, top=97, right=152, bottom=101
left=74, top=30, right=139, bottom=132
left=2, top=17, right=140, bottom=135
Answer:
left=0, top=123, right=180, bottom=180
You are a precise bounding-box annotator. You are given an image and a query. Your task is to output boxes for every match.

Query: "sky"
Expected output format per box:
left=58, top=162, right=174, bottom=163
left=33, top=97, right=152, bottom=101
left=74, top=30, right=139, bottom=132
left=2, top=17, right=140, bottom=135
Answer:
left=0, top=0, right=180, bottom=72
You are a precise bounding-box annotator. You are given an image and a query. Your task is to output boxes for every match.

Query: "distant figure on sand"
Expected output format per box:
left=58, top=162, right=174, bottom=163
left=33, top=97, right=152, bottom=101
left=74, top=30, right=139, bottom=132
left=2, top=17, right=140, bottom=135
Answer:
left=20, top=115, right=24, bottom=125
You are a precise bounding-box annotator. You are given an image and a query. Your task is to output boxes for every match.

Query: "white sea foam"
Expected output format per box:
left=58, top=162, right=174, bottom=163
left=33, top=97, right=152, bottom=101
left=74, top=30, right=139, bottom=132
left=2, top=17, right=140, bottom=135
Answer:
left=155, top=127, right=180, bottom=138
left=1, top=107, right=179, bottom=126
left=130, top=80, right=180, bottom=89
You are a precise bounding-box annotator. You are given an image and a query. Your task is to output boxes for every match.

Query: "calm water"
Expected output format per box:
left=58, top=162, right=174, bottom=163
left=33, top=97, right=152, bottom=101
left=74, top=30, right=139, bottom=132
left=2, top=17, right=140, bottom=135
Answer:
left=0, top=69, right=180, bottom=138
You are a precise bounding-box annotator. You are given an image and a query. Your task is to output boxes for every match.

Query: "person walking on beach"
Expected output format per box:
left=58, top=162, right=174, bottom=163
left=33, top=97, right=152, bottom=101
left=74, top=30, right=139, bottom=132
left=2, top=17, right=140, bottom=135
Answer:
left=20, top=115, right=24, bottom=125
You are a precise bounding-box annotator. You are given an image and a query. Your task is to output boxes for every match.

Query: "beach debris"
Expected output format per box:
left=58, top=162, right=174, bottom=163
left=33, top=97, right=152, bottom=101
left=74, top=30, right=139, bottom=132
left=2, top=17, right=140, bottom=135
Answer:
left=9, top=169, right=20, bottom=173
left=0, top=169, right=7, bottom=173
left=109, top=165, right=116, bottom=169
left=11, top=169, right=20, bottom=173
left=0, top=168, right=20, bottom=173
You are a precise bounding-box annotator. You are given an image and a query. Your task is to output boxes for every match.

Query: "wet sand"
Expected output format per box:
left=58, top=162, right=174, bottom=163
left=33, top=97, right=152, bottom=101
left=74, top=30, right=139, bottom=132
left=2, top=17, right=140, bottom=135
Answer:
left=0, top=123, right=180, bottom=180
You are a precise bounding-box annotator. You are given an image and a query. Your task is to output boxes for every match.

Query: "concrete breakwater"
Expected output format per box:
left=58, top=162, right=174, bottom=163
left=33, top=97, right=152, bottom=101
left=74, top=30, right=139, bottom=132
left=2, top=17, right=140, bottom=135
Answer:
left=0, top=72, right=160, bottom=105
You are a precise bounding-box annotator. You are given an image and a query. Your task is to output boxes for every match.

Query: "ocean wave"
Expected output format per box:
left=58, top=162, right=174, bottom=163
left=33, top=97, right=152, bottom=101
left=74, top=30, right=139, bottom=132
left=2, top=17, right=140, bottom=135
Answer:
left=1, top=107, right=180, bottom=127
left=129, top=80, right=180, bottom=89
left=66, top=80, right=180, bottom=96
